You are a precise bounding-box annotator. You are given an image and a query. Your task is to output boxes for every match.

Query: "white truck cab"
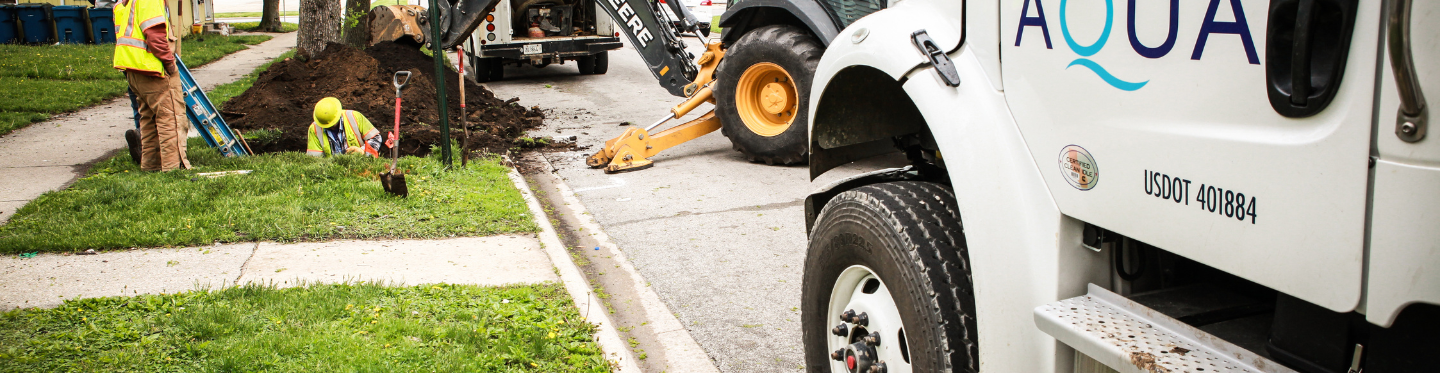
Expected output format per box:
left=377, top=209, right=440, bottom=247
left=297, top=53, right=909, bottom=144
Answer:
left=801, top=0, right=1438, bottom=371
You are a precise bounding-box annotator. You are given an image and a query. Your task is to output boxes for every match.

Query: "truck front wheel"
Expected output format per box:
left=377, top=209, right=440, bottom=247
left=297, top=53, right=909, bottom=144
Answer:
left=802, top=181, right=979, bottom=373
left=714, top=24, right=820, bottom=165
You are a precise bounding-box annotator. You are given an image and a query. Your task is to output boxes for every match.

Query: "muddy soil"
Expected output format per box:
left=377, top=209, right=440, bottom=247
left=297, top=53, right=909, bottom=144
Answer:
left=222, top=42, right=556, bottom=157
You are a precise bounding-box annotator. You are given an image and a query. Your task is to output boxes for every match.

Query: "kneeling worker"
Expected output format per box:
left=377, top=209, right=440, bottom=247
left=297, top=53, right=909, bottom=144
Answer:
left=307, top=97, right=383, bottom=157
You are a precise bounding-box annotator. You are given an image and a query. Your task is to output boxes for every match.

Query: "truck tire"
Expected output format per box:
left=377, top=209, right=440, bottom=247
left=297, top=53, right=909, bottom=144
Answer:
left=577, top=54, right=596, bottom=74
left=714, top=24, right=820, bottom=165
left=577, top=52, right=607, bottom=75
left=470, top=55, right=499, bottom=83
left=802, top=181, right=979, bottom=373
left=487, top=58, right=505, bottom=82
left=591, top=51, right=609, bottom=74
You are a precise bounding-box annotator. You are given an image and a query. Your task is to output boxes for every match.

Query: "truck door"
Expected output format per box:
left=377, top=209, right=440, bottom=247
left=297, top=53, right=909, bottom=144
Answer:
left=1001, top=0, right=1381, bottom=312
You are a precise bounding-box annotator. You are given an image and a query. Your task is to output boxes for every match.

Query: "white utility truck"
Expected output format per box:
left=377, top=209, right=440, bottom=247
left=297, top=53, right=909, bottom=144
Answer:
left=801, top=0, right=1437, bottom=372
left=459, top=0, right=624, bottom=82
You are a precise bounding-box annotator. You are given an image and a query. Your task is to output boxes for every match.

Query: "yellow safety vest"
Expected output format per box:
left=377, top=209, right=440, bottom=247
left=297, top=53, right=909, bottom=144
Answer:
left=112, top=0, right=169, bottom=76
left=307, top=111, right=381, bottom=157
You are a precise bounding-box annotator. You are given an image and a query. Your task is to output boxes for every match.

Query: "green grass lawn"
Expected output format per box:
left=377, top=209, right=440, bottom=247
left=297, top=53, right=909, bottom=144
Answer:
left=0, top=139, right=536, bottom=254
left=0, top=34, right=272, bottom=136
left=0, top=282, right=610, bottom=372
left=231, top=21, right=300, bottom=33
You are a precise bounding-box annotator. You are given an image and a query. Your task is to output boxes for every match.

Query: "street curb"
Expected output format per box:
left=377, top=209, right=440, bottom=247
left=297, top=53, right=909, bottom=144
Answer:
left=508, top=167, right=643, bottom=373
left=528, top=154, right=720, bottom=373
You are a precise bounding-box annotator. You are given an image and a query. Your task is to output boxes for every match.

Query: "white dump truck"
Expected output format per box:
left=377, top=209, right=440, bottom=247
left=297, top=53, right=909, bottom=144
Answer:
left=801, top=0, right=1438, bottom=371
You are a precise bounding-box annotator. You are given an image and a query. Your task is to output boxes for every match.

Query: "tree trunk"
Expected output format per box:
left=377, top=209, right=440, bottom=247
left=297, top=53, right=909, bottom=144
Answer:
left=257, top=0, right=283, bottom=32
left=344, top=0, right=371, bottom=47
left=297, top=0, right=343, bottom=58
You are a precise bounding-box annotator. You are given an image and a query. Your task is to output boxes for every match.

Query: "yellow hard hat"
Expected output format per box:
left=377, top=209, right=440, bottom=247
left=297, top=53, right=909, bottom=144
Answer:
left=313, top=97, right=343, bottom=128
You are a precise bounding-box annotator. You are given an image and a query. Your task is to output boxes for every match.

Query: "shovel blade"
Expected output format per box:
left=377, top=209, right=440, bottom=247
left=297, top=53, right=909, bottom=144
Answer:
left=380, top=172, right=408, bottom=197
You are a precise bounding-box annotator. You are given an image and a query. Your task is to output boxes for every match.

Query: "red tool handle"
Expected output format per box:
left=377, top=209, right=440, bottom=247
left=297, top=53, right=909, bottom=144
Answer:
left=389, top=97, right=402, bottom=148
left=456, top=47, right=466, bottom=109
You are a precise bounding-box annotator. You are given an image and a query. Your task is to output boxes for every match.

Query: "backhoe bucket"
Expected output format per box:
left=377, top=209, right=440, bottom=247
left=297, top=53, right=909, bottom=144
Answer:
left=368, top=5, right=428, bottom=46
left=587, top=111, right=721, bottom=173
left=586, top=42, right=727, bottom=173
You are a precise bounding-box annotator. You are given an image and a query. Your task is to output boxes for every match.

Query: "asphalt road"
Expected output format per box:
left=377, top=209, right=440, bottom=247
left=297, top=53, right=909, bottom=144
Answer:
left=484, top=38, right=904, bottom=372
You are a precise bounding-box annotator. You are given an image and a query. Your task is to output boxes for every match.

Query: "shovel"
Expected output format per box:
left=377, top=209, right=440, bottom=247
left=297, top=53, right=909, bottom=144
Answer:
left=380, top=71, right=411, bottom=197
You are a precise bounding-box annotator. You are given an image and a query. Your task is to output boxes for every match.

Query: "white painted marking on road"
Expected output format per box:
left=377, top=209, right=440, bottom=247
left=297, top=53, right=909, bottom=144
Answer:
left=572, top=177, right=627, bottom=193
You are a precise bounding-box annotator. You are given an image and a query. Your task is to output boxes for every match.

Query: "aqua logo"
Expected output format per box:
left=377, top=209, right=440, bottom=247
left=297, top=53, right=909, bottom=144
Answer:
left=1015, top=0, right=1260, bottom=91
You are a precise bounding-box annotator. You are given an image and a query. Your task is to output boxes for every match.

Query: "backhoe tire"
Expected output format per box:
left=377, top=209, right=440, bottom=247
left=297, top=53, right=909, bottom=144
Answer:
left=714, top=24, right=820, bottom=165
left=802, top=181, right=979, bottom=373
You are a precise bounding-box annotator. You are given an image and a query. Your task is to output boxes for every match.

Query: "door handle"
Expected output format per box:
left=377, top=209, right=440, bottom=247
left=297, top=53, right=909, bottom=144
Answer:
left=1264, top=0, right=1358, bottom=118
left=1388, top=0, right=1427, bottom=142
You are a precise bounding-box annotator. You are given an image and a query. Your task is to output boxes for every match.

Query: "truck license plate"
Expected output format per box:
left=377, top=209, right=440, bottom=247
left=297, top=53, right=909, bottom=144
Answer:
left=522, top=44, right=542, bottom=54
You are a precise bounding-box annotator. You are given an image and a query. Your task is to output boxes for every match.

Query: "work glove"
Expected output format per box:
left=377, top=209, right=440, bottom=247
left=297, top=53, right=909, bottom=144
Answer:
left=164, top=61, right=178, bottom=77
left=346, top=146, right=363, bottom=155
left=385, top=131, right=397, bottom=148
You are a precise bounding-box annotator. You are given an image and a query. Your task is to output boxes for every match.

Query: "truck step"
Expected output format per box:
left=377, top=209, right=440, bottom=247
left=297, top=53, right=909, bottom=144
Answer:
left=1034, top=284, right=1297, bottom=373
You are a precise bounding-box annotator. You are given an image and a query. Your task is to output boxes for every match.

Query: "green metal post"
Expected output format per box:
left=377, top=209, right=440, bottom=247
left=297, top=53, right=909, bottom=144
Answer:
left=427, top=0, right=453, bottom=168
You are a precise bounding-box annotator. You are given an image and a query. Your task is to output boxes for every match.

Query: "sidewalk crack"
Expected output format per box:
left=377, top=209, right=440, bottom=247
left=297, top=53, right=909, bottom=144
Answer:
left=235, top=242, right=260, bottom=285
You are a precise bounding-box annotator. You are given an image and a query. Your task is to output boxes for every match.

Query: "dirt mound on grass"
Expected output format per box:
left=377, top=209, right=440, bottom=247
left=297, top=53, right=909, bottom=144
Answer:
left=222, top=42, right=552, bottom=157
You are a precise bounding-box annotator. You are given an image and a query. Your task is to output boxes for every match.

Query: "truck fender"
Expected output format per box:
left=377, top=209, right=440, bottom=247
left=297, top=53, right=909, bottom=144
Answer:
left=805, top=0, right=962, bottom=178
left=717, top=0, right=839, bottom=46
left=803, top=166, right=918, bottom=233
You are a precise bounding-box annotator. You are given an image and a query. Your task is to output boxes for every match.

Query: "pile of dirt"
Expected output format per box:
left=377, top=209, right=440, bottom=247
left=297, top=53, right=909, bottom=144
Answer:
left=222, top=41, right=550, bottom=157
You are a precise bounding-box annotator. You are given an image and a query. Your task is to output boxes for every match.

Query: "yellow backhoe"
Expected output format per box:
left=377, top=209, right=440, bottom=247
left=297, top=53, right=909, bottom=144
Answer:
left=368, top=0, right=859, bottom=173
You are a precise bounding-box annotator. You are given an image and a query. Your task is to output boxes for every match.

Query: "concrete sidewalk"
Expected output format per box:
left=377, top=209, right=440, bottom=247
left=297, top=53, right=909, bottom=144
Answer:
left=0, top=168, right=654, bottom=371
left=0, top=32, right=297, bottom=223
left=0, top=235, right=557, bottom=310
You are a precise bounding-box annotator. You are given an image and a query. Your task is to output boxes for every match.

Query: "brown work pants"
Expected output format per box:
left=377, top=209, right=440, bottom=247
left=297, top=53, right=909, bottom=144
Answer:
left=127, top=70, right=191, bottom=171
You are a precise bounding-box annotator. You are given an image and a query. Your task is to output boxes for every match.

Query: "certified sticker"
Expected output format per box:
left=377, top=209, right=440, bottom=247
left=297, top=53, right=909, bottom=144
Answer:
left=1059, top=145, right=1099, bottom=190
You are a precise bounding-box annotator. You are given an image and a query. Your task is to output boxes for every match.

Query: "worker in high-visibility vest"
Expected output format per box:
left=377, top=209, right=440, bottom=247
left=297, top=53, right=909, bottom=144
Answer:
left=113, top=0, right=189, bottom=171
left=306, top=97, right=383, bottom=157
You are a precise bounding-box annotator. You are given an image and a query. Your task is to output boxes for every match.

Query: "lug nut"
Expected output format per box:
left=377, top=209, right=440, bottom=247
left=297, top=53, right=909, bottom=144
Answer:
left=831, top=323, right=848, bottom=337
left=831, top=348, right=845, bottom=361
left=839, top=309, right=870, bottom=326
left=864, top=331, right=881, bottom=346
left=869, top=361, right=888, bottom=373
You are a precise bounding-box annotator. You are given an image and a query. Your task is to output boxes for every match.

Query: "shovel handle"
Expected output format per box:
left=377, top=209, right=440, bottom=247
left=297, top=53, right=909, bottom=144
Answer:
left=393, top=71, right=411, bottom=96
left=391, top=71, right=409, bottom=173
